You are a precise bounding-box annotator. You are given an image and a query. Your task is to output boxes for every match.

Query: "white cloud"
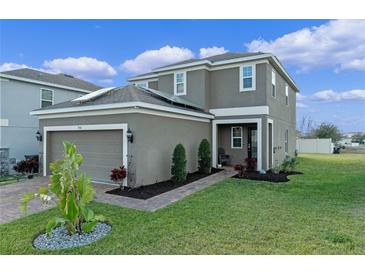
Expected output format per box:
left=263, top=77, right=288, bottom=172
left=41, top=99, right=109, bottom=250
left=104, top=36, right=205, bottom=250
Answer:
left=338, top=58, right=365, bottom=72
left=120, top=45, right=194, bottom=74
left=246, top=20, right=365, bottom=72
left=296, top=102, right=308, bottom=108
left=296, top=93, right=306, bottom=101
left=311, top=89, right=365, bottom=102
left=0, top=62, right=28, bottom=72
left=199, top=47, right=228, bottom=58
left=43, top=57, right=117, bottom=81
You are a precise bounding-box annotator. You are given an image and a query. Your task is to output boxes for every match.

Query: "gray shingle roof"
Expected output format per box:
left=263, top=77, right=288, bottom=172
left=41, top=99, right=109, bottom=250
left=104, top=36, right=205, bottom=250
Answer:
left=35, top=85, right=210, bottom=115
left=1, top=68, right=101, bottom=92
left=156, top=52, right=267, bottom=69
left=130, top=52, right=267, bottom=79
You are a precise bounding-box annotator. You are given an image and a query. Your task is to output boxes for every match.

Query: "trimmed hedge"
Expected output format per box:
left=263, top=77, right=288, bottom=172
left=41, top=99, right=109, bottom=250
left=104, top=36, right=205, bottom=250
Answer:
left=171, top=144, right=187, bottom=184
left=198, top=139, right=211, bottom=174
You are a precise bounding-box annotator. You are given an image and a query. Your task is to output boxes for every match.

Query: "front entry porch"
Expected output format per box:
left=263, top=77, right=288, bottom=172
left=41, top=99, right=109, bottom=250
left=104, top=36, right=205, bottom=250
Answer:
left=212, top=118, right=269, bottom=171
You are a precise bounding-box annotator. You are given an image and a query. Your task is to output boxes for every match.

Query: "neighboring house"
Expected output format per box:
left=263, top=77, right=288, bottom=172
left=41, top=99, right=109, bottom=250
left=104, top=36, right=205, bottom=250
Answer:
left=30, top=52, right=299, bottom=187
left=0, top=68, right=101, bottom=174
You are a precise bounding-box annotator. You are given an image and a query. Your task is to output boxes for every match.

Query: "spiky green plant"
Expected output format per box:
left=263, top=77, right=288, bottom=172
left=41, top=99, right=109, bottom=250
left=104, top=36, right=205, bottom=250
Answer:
left=20, top=141, right=105, bottom=235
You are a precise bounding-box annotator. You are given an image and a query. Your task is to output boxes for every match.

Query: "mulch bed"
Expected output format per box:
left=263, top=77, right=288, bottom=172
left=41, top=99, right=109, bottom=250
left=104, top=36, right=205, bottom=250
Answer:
left=232, top=170, right=303, bottom=183
left=106, top=168, right=223, bottom=200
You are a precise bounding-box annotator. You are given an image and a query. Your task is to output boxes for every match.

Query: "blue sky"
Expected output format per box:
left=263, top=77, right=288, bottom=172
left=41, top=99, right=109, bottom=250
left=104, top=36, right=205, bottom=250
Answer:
left=1, top=19, right=364, bottom=132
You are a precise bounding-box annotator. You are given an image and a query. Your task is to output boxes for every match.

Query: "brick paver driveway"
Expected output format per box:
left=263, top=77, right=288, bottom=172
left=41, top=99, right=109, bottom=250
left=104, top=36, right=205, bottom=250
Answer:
left=0, top=168, right=236, bottom=224
left=0, top=176, right=51, bottom=224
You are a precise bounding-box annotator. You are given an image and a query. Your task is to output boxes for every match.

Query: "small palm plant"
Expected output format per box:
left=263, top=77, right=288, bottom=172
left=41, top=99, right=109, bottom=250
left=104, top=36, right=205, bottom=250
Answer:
left=20, top=141, right=105, bottom=235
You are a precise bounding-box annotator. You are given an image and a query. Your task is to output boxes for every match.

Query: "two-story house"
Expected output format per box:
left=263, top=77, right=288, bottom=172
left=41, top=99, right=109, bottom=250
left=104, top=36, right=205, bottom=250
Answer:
left=30, top=52, right=299, bottom=187
left=0, top=68, right=101, bottom=175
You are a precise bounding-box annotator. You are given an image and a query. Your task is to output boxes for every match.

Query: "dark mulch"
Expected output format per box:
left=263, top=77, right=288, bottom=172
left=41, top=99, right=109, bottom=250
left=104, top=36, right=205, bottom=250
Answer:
left=106, top=168, right=223, bottom=200
left=232, top=170, right=303, bottom=183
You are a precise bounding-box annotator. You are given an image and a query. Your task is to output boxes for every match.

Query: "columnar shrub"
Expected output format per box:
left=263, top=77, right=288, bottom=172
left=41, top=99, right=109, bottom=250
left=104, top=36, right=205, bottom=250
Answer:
left=198, top=139, right=211, bottom=174
left=21, top=141, right=105, bottom=235
left=171, top=144, right=187, bottom=184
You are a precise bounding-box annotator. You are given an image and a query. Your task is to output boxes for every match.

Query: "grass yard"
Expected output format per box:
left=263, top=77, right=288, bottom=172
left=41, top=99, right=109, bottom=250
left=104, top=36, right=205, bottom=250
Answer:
left=0, top=154, right=364, bottom=254
left=0, top=175, right=27, bottom=186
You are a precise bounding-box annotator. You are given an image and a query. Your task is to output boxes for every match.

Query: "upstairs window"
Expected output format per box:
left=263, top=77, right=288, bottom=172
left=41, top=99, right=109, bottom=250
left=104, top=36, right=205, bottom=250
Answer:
left=272, top=70, right=276, bottom=98
left=240, top=64, right=256, bottom=92
left=285, top=129, right=289, bottom=154
left=40, top=88, right=53, bottom=108
left=231, top=126, right=243, bottom=149
left=285, top=85, right=289, bottom=105
left=174, top=71, right=186, bottom=96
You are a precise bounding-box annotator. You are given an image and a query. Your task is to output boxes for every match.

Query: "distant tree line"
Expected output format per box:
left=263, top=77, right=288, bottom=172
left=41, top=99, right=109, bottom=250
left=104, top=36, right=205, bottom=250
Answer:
left=297, top=116, right=342, bottom=143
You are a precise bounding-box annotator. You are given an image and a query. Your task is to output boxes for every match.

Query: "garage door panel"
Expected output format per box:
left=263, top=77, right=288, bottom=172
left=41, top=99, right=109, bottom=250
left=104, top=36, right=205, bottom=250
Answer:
left=48, top=130, right=123, bottom=183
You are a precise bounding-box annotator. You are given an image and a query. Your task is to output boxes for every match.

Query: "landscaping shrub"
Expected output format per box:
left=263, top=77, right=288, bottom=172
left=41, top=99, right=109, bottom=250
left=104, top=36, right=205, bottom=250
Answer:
left=13, top=159, right=38, bottom=175
left=244, top=157, right=257, bottom=172
left=198, top=139, right=211, bottom=174
left=110, top=165, right=127, bottom=189
left=21, top=141, right=105, bottom=235
left=234, top=164, right=246, bottom=178
left=171, top=144, right=187, bottom=184
left=281, top=156, right=298, bottom=172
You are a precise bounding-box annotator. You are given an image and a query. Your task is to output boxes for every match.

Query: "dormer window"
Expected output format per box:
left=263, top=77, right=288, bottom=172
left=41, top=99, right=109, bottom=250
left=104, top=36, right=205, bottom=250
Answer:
left=239, top=64, right=256, bottom=92
left=174, top=71, right=186, bottom=96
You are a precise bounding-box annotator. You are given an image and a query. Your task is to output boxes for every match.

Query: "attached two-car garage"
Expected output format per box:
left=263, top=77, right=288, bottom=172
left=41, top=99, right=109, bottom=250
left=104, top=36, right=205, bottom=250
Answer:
left=44, top=124, right=128, bottom=183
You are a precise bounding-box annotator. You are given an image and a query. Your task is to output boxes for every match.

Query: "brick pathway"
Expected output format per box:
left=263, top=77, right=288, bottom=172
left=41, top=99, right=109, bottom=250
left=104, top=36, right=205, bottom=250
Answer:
left=0, top=168, right=236, bottom=224
left=94, top=168, right=236, bottom=212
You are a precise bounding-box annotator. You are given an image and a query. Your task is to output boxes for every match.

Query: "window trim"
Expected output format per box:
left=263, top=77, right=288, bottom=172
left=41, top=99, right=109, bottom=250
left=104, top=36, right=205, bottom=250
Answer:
left=272, top=70, right=276, bottom=98
left=285, top=129, right=289, bottom=154
left=285, top=85, right=289, bottom=105
left=239, top=63, right=256, bottom=92
left=174, top=71, right=187, bottom=96
left=40, top=88, right=54, bottom=108
left=231, top=126, right=243, bottom=149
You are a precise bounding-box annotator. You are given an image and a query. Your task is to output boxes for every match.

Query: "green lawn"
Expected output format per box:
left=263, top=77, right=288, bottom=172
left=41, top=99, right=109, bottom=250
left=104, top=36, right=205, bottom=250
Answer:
left=1, top=154, right=364, bottom=254
left=0, top=175, right=27, bottom=186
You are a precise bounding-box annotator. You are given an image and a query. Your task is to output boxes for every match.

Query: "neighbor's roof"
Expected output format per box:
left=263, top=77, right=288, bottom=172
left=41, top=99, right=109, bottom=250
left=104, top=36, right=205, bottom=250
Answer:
left=31, top=85, right=211, bottom=116
left=0, top=68, right=101, bottom=92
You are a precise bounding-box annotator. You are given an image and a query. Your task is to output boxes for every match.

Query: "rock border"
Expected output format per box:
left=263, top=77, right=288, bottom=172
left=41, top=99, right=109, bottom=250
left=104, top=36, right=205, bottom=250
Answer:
left=32, top=222, right=112, bottom=250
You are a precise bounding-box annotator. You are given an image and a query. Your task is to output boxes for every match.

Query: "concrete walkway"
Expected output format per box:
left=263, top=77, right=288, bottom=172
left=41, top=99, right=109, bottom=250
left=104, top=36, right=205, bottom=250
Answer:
left=0, top=168, right=236, bottom=224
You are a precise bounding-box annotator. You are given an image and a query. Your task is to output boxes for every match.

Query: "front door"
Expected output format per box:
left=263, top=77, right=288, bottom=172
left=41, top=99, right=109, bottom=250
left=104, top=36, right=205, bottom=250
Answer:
left=247, top=127, right=257, bottom=159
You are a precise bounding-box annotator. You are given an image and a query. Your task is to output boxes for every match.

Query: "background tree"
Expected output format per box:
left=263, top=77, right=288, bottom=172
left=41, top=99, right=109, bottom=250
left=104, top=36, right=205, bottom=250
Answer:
left=351, top=133, right=365, bottom=144
left=298, top=116, right=314, bottom=137
left=312, top=123, right=342, bottom=143
left=171, top=144, right=187, bottom=184
left=198, top=139, right=211, bottom=174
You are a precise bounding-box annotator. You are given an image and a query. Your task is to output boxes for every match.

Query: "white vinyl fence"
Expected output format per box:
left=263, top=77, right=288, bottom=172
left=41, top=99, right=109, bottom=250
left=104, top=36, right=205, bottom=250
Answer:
left=296, top=138, right=334, bottom=154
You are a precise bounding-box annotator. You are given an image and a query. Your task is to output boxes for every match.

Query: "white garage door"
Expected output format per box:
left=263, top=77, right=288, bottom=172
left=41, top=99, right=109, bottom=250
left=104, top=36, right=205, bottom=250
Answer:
left=48, top=130, right=123, bottom=182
